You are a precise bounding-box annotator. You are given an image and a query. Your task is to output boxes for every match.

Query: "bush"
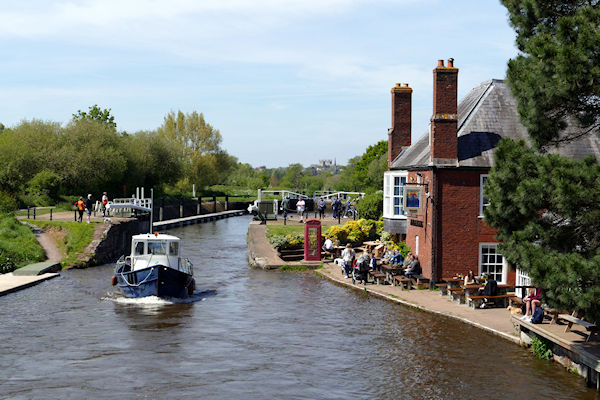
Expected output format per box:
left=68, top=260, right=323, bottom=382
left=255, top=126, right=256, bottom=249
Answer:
left=0, top=191, right=18, bottom=213
left=0, top=250, right=17, bottom=274
left=531, top=336, right=553, bottom=360
left=356, top=192, right=383, bottom=220
left=268, top=233, right=304, bottom=250
left=326, top=219, right=378, bottom=245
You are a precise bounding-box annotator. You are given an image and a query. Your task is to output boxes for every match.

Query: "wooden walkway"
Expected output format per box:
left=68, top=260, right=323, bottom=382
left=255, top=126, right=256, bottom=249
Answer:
left=153, top=209, right=246, bottom=230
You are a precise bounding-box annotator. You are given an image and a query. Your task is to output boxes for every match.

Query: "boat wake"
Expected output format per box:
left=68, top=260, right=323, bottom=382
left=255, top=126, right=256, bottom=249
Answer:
left=104, top=289, right=217, bottom=305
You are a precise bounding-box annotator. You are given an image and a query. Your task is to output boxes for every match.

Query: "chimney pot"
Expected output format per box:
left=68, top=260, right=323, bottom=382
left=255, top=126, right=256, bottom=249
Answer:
left=448, top=58, right=454, bottom=68
left=437, top=59, right=444, bottom=67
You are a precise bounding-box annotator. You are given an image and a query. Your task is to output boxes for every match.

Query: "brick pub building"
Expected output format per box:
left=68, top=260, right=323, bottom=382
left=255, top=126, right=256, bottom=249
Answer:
left=383, top=59, right=600, bottom=284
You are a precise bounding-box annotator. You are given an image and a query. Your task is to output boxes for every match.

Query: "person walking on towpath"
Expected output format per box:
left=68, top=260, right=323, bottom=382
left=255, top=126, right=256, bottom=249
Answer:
left=84, top=194, right=94, bottom=223
left=74, top=197, right=85, bottom=223
left=296, top=198, right=306, bottom=223
left=101, top=192, right=109, bottom=217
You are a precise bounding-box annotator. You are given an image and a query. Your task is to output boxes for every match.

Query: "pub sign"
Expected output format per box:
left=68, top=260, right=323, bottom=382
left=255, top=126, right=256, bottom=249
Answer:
left=403, top=185, right=423, bottom=213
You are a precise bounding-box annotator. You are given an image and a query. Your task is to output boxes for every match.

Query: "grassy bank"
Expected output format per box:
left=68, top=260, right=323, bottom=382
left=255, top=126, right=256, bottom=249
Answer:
left=0, top=213, right=46, bottom=272
left=29, top=220, right=96, bottom=268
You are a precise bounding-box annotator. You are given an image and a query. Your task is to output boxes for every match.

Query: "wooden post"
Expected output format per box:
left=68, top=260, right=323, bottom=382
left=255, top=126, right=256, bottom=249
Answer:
left=225, top=195, right=229, bottom=211
left=159, top=198, right=164, bottom=221
left=213, top=195, right=217, bottom=213
left=50, top=208, right=53, bottom=221
left=198, top=196, right=202, bottom=214
left=179, top=196, right=184, bottom=219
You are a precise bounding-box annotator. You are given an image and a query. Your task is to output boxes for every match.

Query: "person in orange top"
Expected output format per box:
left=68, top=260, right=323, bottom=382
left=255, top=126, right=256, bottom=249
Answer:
left=74, top=197, right=85, bottom=222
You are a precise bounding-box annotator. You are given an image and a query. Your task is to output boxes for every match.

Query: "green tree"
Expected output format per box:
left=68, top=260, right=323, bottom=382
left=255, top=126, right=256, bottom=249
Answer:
left=55, top=118, right=126, bottom=195
left=485, top=139, right=600, bottom=322
left=73, top=104, right=117, bottom=130
left=503, top=0, right=600, bottom=148
left=158, top=111, right=234, bottom=188
left=121, top=131, right=183, bottom=192
left=280, top=163, right=304, bottom=191
left=487, top=0, right=600, bottom=322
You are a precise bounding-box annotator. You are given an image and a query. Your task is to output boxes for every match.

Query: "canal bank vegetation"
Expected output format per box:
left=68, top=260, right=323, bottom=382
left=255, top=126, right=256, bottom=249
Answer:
left=29, top=220, right=95, bottom=268
left=0, top=213, right=45, bottom=273
left=0, top=103, right=387, bottom=219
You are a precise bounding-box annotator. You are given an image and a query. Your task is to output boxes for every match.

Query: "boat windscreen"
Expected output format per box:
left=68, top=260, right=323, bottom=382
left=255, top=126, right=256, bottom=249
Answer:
left=147, top=241, right=167, bottom=255
left=134, top=241, right=144, bottom=255
left=169, top=242, right=179, bottom=256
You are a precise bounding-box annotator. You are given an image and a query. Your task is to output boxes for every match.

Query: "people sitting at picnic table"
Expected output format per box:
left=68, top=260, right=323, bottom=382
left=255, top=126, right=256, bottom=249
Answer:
left=464, top=270, right=475, bottom=285
left=404, top=254, right=422, bottom=279
left=322, top=236, right=334, bottom=253
left=369, top=252, right=377, bottom=270
left=354, top=251, right=370, bottom=284
left=390, top=249, right=403, bottom=265
left=521, top=287, right=543, bottom=321
left=477, top=274, right=498, bottom=308
left=341, top=243, right=355, bottom=279
left=402, top=252, right=412, bottom=268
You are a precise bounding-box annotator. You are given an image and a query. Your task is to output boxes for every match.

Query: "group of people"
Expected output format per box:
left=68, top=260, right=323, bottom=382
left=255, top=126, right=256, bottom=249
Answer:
left=74, top=192, right=109, bottom=223
left=280, top=196, right=359, bottom=222
left=336, top=245, right=421, bottom=284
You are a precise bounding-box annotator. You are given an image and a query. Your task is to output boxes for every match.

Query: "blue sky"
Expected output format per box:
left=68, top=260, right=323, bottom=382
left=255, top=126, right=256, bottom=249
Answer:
left=0, top=0, right=517, bottom=167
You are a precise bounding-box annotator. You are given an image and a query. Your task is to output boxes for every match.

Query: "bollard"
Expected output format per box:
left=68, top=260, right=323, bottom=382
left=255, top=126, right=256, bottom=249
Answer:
left=160, top=198, right=164, bottom=221
left=338, top=212, right=341, bottom=225
left=50, top=208, right=53, bottom=221
left=225, top=195, right=229, bottom=211
left=27, top=207, right=30, bottom=219
left=33, top=207, right=36, bottom=220
left=74, top=210, right=77, bottom=222
left=198, top=196, right=202, bottom=215
left=284, top=213, right=287, bottom=225
left=213, top=195, right=217, bottom=213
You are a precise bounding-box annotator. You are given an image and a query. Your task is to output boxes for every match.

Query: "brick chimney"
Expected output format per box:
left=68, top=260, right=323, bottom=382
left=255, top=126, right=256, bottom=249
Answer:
left=388, top=83, right=412, bottom=167
left=430, top=58, right=458, bottom=166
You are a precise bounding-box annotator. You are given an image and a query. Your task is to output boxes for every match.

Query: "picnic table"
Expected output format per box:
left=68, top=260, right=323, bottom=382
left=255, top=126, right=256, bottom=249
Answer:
left=381, top=264, right=404, bottom=285
left=442, top=277, right=463, bottom=290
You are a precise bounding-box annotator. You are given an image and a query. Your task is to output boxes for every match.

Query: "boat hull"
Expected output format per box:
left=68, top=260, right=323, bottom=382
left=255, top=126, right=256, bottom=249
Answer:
left=115, top=264, right=193, bottom=299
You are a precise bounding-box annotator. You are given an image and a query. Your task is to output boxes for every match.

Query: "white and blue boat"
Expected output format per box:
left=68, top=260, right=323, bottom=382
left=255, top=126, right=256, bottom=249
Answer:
left=112, top=233, right=195, bottom=299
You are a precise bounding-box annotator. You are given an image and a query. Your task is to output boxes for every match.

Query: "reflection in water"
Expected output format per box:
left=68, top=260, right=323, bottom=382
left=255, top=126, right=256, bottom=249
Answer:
left=0, top=216, right=598, bottom=399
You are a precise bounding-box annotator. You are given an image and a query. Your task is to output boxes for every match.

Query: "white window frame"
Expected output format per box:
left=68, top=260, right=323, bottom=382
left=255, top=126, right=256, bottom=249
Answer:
left=478, top=242, right=506, bottom=284
left=479, top=174, right=489, bottom=217
left=383, top=170, right=408, bottom=219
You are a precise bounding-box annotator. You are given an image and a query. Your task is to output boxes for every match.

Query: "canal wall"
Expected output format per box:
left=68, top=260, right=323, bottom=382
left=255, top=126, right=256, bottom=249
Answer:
left=77, top=218, right=149, bottom=268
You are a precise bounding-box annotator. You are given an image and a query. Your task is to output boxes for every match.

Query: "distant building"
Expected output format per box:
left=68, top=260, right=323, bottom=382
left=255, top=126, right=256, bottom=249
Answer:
left=383, top=59, right=600, bottom=284
left=254, top=166, right=266, bottom=171
left=310, top=159, right=340, bottom=174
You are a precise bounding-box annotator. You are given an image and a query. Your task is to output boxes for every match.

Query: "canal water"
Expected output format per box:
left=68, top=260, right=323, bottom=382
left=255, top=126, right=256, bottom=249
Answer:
left=1, top=216, right=598, bottom=399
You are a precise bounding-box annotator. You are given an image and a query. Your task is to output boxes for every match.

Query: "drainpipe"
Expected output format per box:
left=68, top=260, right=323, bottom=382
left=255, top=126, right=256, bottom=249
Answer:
left=431, top=167, right=438, bottom=287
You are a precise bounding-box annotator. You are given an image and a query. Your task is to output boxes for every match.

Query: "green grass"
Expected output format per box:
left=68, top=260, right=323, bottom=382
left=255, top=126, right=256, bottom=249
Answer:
left=266, top=222, right=340, bottom=239
left=29, top=220, right=96, bottom=267
left=0, top=213, right=46, bottom=268
left=279, top=264, right=310, bottom=272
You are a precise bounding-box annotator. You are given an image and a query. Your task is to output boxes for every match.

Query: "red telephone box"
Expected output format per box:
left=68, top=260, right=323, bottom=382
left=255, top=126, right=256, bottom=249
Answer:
left=304, top=219, right=322, bottom=261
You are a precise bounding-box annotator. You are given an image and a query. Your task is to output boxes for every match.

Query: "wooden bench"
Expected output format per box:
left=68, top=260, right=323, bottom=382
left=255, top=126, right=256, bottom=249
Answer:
left=435, top=283, right=448, bottom=296
left=409, top=275, right=430, bottom=289
left=542, top=307, right=561, bottom=324
left=393, top=275, right=411, bottom=289
left=448, top=287, right=465, bottom=304
left=508, top=295, right=523, bottom=307
left=468, top=294, right=510, bottom=309
left=368, top=270, right=386, bottom=285
left=558, top=314, right=598, bottom=342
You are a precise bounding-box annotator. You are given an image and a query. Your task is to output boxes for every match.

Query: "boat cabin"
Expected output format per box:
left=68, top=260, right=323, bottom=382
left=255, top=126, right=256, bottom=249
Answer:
left=128, top=233, right=182, bottom=271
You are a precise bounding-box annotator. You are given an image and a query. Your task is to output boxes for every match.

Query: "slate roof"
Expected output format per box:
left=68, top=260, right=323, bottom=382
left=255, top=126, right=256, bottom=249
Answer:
left=390, top=79, right=600, bottom=169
